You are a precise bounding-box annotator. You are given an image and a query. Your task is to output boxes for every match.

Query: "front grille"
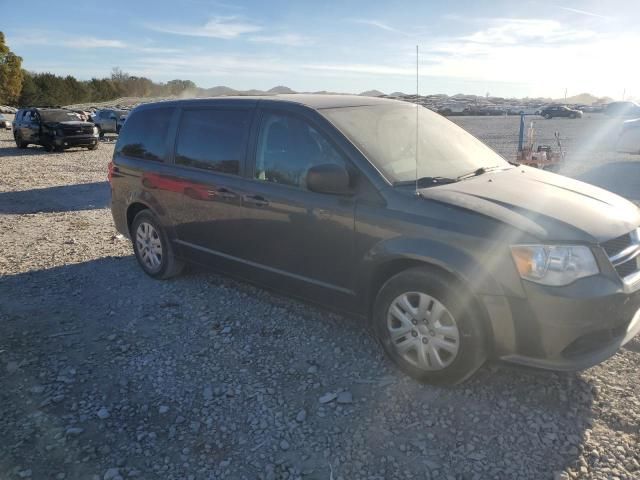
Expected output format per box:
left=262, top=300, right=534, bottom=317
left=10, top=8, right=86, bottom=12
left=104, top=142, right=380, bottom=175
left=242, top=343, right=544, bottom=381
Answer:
left=602, top=229, right=640, bottom=280
left=62, top=125, right=93, bottom=135
left=602, top=233, right=632, bottom=257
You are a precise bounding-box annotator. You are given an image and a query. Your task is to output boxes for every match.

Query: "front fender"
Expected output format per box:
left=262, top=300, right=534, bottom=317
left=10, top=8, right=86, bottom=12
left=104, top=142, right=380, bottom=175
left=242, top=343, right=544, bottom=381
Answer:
left=360, top=236, right=510, bottom=298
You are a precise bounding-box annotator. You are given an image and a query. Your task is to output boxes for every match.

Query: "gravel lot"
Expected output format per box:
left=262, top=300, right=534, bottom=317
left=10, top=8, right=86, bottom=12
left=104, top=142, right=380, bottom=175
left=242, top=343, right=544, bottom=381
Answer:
left=1, top=115, right=639, bottom=480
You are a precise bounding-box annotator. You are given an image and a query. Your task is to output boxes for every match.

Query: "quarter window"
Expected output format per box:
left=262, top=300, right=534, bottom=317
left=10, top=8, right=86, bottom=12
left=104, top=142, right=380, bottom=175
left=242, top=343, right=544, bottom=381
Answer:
left=116, top=107, right=174, bottom=162
left=255, top=112, right=347, bottom=189
left=175, top=108, right=249, bottom=175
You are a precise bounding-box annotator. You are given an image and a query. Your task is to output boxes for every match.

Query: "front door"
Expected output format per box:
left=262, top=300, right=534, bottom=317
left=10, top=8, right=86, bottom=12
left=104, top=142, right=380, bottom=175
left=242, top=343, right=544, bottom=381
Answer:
left=239, top=109, right=356, bottom=300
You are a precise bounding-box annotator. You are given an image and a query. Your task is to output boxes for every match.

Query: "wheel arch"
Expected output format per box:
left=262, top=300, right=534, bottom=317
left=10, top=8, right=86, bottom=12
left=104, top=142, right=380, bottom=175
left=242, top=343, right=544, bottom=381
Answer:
left=126, top=201, right=152, bottom=235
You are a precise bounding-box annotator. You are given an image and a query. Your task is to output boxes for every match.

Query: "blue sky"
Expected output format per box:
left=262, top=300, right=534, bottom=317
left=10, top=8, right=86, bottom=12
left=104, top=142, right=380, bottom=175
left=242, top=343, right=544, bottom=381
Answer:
left=3, top=0, right=639, bottom=99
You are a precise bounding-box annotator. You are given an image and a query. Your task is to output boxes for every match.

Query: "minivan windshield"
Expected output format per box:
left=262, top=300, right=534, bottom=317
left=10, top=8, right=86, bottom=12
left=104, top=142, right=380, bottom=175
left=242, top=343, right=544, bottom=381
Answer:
left=321, top=104, right=509, bottom=184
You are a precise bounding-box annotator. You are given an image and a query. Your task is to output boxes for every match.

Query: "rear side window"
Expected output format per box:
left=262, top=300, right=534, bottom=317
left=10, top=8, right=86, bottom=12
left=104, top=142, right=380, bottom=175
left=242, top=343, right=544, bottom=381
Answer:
left=174, top=108, right=249, bottom=175
left=116, top=108, right=173, bottom=162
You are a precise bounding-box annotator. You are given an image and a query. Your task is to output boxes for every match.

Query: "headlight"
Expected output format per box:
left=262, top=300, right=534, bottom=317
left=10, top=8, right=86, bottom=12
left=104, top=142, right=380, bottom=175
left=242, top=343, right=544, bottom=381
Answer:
left=510, top=245, right=599, bottom=286
left=93, top=126, right=99, bottom=134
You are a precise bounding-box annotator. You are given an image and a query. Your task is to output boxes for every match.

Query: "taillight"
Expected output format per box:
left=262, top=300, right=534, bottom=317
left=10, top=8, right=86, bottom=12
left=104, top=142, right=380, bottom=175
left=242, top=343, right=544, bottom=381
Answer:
left=107, top=161, right=114, bottom=184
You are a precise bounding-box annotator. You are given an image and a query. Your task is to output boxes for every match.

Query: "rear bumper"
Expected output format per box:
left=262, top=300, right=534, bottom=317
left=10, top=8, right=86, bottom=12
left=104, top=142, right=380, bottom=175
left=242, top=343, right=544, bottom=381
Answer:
left=482, top=275, right=640, bottom=371
left=54, top=135, right=98, bottom=148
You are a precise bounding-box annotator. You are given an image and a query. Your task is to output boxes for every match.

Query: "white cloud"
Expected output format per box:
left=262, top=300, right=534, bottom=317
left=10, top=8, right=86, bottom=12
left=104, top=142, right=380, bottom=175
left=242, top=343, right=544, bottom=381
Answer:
left=62, top=37, right=128, bottom=49
left=351, top=19, right=412, bottom=37
left=248, top=33, right=313, bottom=47
left=11, top=33, right=128, bottom=49
left=559, top=6, right=612, bottom=19
left=147, top=16, right=261, bottom=39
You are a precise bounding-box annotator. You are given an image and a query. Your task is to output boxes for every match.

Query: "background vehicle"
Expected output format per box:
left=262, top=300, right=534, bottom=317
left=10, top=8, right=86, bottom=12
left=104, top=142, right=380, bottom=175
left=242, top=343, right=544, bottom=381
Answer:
left=116, top=113, right=128, bottom=133
left=93, top=108, right=128, bottom=136
left=0, top=113, right=11, bottom=130
left=539, top=105, right=583, bottom=119
left=13, top=107, right=99, bottom=151
left=616, top=118, right=640, bottom=154
left=110, top=96, right=640, bottom=384
left=604, top=101, right=640, bottom=117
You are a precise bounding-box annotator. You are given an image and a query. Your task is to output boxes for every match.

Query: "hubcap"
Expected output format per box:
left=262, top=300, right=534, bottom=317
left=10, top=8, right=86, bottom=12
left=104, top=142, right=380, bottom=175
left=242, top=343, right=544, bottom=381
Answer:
left=386, top=292, right=460, bottom=371
left=135, top=222, right=163, bottom=271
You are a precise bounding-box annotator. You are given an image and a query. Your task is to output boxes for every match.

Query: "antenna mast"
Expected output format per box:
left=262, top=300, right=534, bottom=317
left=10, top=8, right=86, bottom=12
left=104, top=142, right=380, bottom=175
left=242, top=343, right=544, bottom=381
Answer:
left=415, top=44, right=419, bottom=195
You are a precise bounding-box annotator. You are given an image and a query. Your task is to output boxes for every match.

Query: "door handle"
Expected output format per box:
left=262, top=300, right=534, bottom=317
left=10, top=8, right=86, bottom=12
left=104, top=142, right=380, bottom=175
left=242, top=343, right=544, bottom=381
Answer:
left=243, top=194, right=269, bottom=207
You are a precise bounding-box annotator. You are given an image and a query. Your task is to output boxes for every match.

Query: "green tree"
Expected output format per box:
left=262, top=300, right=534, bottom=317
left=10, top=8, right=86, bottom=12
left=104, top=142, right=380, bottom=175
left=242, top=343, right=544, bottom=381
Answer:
left=0, top=32, right=24, bottom=105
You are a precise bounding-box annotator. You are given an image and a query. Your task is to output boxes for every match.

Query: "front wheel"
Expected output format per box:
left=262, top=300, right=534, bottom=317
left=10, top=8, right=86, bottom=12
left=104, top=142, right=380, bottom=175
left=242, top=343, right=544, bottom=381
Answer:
left=87, top=144, right=98, bottom=151
left=372, top=267, right=487, bottom=385
left=131, top=210, right=183, bottom=279
left=544, top=113, right=552, bottom=119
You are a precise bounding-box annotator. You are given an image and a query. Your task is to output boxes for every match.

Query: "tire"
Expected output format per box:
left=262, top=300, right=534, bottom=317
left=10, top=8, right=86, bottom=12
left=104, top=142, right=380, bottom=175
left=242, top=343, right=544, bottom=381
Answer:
left=544, top=114, right=552, bottom=119
left=87, top=144, right=98, bottom=151
left=131, top=210, right=183, bottom=279
left=569, top=113, right=576, bottom=119
left=372, top=267, right=487, bottom=385
left=15, top=134, right=28, bottom=149
left=44, top=142, right=55, bottom=152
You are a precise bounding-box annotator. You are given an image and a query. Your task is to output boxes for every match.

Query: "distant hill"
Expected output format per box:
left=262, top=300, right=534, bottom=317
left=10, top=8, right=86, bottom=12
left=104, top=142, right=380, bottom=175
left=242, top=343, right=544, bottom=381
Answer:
left=389, top=91, right=408, bottom=97
left=359, top=89, right=385, bottom=97
left=268, top=85, right=296, bottom=94
left=554, top=93, right=613, bottom=105
left=196, top=85, right=299, bottom=97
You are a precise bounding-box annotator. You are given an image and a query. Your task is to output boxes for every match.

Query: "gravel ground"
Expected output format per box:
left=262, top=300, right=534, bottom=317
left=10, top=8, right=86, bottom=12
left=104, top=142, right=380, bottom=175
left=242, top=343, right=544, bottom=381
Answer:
left=1, top=118, right=639, bottom=480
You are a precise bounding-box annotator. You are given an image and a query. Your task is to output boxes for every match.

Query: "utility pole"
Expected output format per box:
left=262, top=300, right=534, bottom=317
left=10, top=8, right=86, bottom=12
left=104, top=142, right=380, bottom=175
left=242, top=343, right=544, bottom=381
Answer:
left=622, top=88, right=626, bottom=101
left=564, top=88, right=567, bottom=102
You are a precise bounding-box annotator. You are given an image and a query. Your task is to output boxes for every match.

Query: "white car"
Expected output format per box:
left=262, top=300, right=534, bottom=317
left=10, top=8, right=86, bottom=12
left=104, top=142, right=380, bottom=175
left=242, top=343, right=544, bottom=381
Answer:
left=616, top=118, right=640, bottom=154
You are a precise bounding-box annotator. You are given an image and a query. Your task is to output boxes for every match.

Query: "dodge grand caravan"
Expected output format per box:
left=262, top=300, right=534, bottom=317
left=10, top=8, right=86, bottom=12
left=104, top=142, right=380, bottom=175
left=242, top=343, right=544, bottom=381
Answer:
left=109, top=95, right=640, bottom=384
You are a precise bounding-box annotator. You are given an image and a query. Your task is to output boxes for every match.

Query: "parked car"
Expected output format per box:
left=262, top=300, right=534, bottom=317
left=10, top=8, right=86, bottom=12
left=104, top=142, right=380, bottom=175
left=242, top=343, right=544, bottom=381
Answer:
left=116, top=112, right=128, bottom=133
left=0, top=113, right=11, bottom=130
left=109, top=95, right=640, bottom=384
left=94, top=108, right=128, bottom=136
left=13, top=108, right=99, bottom=151
left=604, top=101, right=640, bottom=117
left=539, top=105, right=583, bottom=119
left=616, top=118, right=640, bottom=154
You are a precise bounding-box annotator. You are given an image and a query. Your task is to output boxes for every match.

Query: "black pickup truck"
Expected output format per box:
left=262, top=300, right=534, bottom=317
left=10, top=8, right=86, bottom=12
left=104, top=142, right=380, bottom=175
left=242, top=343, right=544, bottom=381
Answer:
left=13, top=108, right=99, bottom=151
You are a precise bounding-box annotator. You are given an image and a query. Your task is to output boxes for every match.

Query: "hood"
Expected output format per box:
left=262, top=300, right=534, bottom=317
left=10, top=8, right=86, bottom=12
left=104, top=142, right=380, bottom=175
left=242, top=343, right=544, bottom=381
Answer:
left=43, top=120, right=94, bottom=127
left=418, top=167, right=640, bottom=243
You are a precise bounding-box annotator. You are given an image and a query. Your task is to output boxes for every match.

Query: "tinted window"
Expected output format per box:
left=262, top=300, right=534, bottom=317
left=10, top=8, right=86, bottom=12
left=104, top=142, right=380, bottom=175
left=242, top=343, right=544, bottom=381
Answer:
left=255, top=112, right=347, bottom=188
left=116, top=107, right=173, bottom=162
left=175, top=108, right=249, bottom=174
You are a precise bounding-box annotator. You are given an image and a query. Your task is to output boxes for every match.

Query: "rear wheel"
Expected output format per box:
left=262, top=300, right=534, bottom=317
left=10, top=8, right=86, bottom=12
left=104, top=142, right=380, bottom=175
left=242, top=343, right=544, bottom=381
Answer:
left=372, top=267, right=487, bottom=385
left=544, top=113, right=552, bottom=119
left=131, top=210, right=183, bottom=279
left=15, top=134, right=28, bottom=149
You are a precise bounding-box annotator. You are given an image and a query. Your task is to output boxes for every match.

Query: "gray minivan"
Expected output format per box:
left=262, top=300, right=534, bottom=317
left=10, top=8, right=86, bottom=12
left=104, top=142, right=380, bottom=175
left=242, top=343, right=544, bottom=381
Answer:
left=109, top=95, right=640, bottom=384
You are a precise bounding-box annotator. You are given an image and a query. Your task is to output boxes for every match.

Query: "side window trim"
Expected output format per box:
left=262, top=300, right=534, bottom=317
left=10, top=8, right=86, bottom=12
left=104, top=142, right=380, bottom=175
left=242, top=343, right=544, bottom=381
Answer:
left=171, top=105, right=254, bottom=177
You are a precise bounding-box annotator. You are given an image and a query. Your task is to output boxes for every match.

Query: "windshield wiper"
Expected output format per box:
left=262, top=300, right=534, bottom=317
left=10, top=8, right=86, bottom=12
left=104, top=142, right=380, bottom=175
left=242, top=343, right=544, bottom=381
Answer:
left=456, top=165, right=505, bottom=181
left=395, top=176, right=457, bottom=188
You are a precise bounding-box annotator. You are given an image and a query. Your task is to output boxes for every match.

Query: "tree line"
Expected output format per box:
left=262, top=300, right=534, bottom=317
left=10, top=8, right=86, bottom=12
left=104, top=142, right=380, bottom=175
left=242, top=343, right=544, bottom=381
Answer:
left=0, top=32, right=197, bottom=107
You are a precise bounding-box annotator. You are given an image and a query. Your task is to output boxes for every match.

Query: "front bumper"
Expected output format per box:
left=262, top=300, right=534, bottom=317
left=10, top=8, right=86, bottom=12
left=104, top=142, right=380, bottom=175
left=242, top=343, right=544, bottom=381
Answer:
left=54, top=135, right=99, bottom=148
left=482, top=275, right=640, bottom=371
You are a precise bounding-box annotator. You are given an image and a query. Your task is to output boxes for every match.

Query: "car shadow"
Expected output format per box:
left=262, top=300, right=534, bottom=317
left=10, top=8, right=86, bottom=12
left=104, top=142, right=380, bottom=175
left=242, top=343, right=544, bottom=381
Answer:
left=0, top=256, right=596, bottom=479
left=0, top=181, right=110, bottom=214
left=576, top=160, right=640, bottom=203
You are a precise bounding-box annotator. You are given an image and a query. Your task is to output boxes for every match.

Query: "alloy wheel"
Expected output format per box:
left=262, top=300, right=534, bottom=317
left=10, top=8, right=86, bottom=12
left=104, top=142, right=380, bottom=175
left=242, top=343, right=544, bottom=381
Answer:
left=386, top=292, right=460, bottom=371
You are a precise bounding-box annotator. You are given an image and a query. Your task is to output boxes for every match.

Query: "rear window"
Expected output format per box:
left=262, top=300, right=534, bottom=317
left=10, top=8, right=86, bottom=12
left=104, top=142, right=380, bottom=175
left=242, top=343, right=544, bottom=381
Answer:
left=116, top=107, right=174, bottom=162
left=174, top=108, right=250, bottom=175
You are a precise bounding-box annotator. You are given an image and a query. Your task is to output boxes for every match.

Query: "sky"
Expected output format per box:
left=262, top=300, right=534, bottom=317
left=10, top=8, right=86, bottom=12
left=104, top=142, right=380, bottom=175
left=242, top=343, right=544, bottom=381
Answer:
left=2, top=0, right=639, bottom=99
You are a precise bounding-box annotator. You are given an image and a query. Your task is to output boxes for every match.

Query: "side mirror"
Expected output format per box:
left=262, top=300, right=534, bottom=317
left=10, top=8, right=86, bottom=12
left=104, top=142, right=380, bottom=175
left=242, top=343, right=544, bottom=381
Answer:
left=306, top=163, right=351, bottom=195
